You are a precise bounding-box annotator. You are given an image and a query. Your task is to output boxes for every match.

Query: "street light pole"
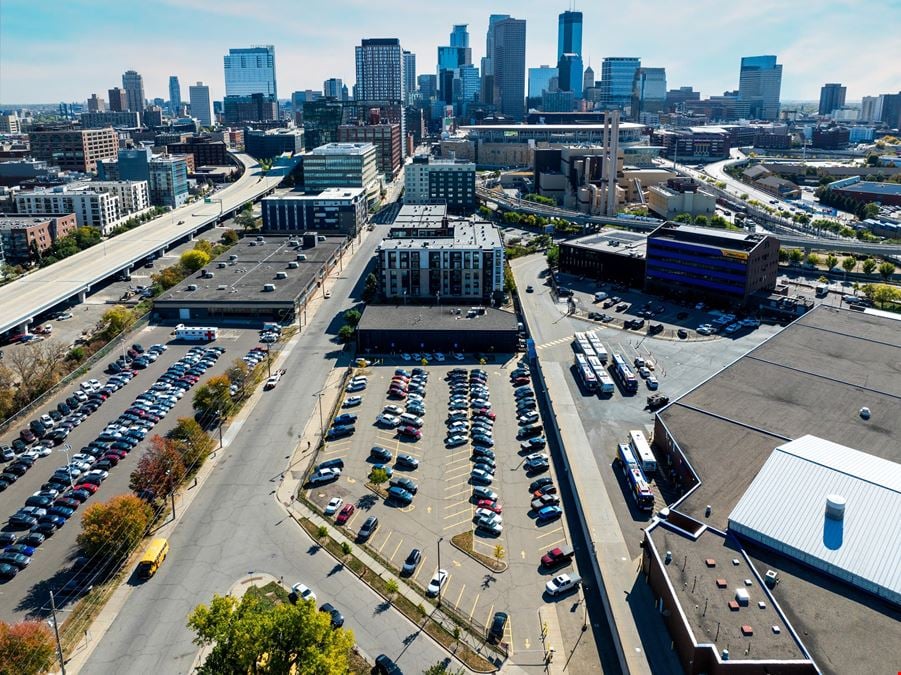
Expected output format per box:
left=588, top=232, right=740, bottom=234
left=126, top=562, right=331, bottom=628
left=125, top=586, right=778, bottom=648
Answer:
left=437, top=536, right=444, bottom=608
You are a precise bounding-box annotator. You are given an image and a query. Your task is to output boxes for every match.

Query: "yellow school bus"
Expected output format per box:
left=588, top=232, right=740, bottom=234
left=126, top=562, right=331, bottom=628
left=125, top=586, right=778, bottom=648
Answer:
left=137, top=538, right=169, bottom=579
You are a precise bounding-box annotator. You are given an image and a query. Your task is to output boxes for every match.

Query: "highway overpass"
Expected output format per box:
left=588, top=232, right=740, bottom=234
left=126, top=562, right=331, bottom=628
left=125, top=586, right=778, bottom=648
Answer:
left=0, top=153, right=299, bottom=336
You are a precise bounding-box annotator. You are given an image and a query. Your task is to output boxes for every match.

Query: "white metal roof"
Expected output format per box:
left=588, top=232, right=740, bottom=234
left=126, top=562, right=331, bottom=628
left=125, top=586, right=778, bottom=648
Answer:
left=728, top=435, right=901, bottom=607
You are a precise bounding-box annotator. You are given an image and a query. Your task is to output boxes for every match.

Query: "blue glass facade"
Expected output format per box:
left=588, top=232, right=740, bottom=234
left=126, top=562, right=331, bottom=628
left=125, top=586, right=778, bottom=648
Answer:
left=646, top=238, right=748, bottom=296
left=224, top=46, right=277, bottom=99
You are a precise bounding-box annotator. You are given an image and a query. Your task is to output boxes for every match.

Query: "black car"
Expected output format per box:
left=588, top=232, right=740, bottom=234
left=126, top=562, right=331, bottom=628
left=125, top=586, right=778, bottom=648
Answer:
left=488, top=611, right=509, bottom=643
left=57, top=401, right=71, bottom=415
left=66, top=395, right=81, bottom=409
left=4, top=464, right=28, bottom=477
left=30, top=522, right=57, bottom=537
left=401, top=548, right=422, bottom=576
left=529, top=477, right=554, bottom=493
left=25, top=495, right=53, bottom=508
left=374, top=654, right=402, bottom=675
left=20, top=532, right=46, bottom=547
left=0, top=533, right=16, bottom=547
left=333, top=413, right=357, bottom=426
left=389, top=476, right=418, bottom=494
left=0, top=563, right=18, bottom=580
left=319, top=602, right=344, bottom=628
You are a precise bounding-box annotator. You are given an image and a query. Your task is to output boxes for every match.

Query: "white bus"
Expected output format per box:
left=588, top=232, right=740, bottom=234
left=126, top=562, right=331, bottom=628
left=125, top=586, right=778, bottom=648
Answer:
left=627, top=430, right=657, bottom=475
left=174, top=325, right=219, bottom=342
left=587, top=333, right=608, bottom=363
left=574, top=353, right=597, bottom=392
left=586, top=355, right=615, bottom=394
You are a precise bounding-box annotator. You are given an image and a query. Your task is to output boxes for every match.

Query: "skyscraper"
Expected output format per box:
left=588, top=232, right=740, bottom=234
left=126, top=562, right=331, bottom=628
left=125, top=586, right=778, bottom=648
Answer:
left=818, top=83, right=847, bottom=116
left=87, top=94, right=106, bottom=112
left=492, top=16, right=527, bottom=120
left=738, top=55, right=782, bottom=120
left=108, top=87, right=127, bottom=112
left=632, top=67, right=667, bottom=119
left=450, top=24, right=470, bottom=49
left=224, top=45, right=277, bottom=98
left=122, top=70, right=145, bottom=112
left=600, top=57, right=640, bottom=111
left=557, top=11, right=582, bottom=60
left=529, top=66, right=559, bottom=101
left=169, top=76, right=181, bottom=115
left=480, top=14, right=510, bottom=106
left=860, top=95, right=880, bottom=123
left=557, top=54, right=583, bottom=99
left=189, top=81, right=212, bottom=127
left=582, top=65, right=595, bottom=94
left=323, top=78, right=345, bottom=100
left=403, top=51, right=417, bottom=103
left=355, top=38, right=404, bottom=102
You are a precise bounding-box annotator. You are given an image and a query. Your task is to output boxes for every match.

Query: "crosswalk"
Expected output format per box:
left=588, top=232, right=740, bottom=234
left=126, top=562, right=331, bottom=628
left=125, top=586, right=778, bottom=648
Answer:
left=536, top=336, right=571, bottom=351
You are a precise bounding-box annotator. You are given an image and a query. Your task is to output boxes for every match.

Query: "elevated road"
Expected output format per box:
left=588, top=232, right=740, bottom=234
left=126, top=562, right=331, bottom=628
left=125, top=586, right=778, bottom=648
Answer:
left=0, top=153, right=299, bottom=336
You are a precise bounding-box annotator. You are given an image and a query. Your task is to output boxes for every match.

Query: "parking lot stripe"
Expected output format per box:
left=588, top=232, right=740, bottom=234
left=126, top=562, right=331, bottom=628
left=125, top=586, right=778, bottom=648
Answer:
left=443, top=507, right=472, bottom=519
left=454, top=583, right=466, bottom=609
left=445, top=466, right=471, bottom=479
left=538, top=537, right=567, bottom=553
left=485, top=604, right=495, bottom=636
left=389, top=538, right=403, bottom=562
left=443, top=517, right=472, bottom=531
left=536, top=525, right=564, bottom=540
left=415, top=555, right=429, bottom=582
left=376, top=531, right=394, bottom=554
left=345, top=510, right=361, bottom=529
left=468, top=593, right=481, bottom=621
left=444, top=480, right=469, bottom=491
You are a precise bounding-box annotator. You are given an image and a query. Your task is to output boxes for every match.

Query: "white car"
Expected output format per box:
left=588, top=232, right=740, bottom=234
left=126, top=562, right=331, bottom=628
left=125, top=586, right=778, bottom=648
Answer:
left=74, top=390, right=88, bottom=403
left=452, top=353, right=465, bottom=361
left=376, top=414, right=401, bottom=428
left=426, top=569, right=448, bottom=597
left=638, top=367, right=651, bottom=379
left=309, top=467, right=341, bottom=485
left=343, top=396, right=363, bottom=408
left=475, top=508, right=503, bottom=522
left=323, top=290, right=332, bottom=299
left=525, top=452, right=549, bottom=464
left=401, top=353, right=412, bottom=362
left=292, top=583, right=316, bottom=603
left=84, top=469, right=109, bottom=481
left=696, top=324, right=714, bottom=336
left=545, top=573, right=581, bottom=596
left=445, top=435, right=467, bottom=447
left=434, top=352, right=445, bottom=361
left=264, top=373, right=281, bottom=390
left=324, top=497, right=344, bottom=515
left=39, top=414, right=55, bottom=429
left=383, top=405, right=404, bottom=416
left=447, top=421, right=470, bottom=432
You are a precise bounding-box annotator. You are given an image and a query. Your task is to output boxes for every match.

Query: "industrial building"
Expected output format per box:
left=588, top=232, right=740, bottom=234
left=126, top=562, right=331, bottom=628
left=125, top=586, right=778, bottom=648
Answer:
left=647, top=177, right=717, bottom=219
left=648, top=305, right=901, bottom=675
left=153, top=234, right=345, bottom=324
left=356, top=305, right=519, bottom=354
left=558, top=230, right=647, bottom=287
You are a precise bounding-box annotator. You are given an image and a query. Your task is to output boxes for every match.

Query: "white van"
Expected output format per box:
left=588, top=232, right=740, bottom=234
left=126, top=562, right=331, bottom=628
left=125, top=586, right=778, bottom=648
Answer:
left=399, top=413, right=423, bottom=428
left=594, top=292, right=608, bottom=302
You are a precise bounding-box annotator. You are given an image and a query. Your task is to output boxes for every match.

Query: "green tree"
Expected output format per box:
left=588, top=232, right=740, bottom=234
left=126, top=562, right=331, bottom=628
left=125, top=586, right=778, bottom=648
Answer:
left=693, top=215, right=708, bottom=226
left=709, top=214, right=729, bottom=229
left=193, top=374, right=232, bottom=416
left=877, top=261, right=896, bottom=281
left=673, top=213, right=693, bottom=223
left=129, top=435, right=186, bottom=500
left=0, top=620, right=57, bottom=675
left=168, top=417, right=215, bottom=470
left=478, top=205, right=494, bottom=220
left=340, top=541, right=352, bottom=556
left=338, top=324, right=355, bottom=343
left=863, top=202, right=881, bottom=219
left=546, top=244, right=560, bottom=269
left=778, top=248, right=790, bottom=263
left=494, top=544, right=506, bottom=562
left=862, top=258, right=878, bottom=276
left=362, top=272, right=379, bottom=302
left=234, top=203, right=259, bottom=231
left=806, top=253, right=821, bottom=268
left=369, top=467, right=389, bottom=485
left=221, top=228, right=239, bottom=245
left=825, top=254, right=838, bottom=271
left=152, top=265, right=186, bottom=290
left=385, top=579, right=399, bottom=596
left=861, top=283, right=901, bottom=308
left=503, top=265, right=516, bottom=294
left=841, top=256, right=857, bottom=278
left=77, top=494, right=153, bottom=559
left=343, top=309, right=362, bottom=327
left=316, top=525, right=328, bottom=540
left=181, top=249, right=211, bottom=272
left=99, top=305, right=135, bottom=339
left=788, top=249, right=804, bottom=264
left=187, top=591, right=354, bottom=675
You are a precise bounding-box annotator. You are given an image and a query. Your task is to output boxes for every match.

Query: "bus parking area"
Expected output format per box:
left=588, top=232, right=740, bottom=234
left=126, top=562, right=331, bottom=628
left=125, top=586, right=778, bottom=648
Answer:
left=302, top=359, right=599, bottom=668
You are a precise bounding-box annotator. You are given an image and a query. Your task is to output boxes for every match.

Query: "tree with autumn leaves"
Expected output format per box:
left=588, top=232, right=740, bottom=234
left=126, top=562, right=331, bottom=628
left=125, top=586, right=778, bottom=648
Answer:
left=0, top=620, right=56, bottom=674
left=129, top=435, right=186, bottom=502
left=77, top=494, right=154, bottom=560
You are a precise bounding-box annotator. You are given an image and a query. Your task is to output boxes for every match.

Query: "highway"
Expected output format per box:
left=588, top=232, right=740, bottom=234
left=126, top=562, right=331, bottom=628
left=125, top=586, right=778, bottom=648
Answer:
left=0, top=153, right=299, bottom=336
left=81, top=223, right=457, bottom=675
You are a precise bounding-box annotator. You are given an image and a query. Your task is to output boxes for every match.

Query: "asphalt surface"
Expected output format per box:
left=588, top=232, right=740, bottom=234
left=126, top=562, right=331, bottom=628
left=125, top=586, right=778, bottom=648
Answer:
left=81, top=223, right=458, bottom=674
left=0, top=325, right=263, bottom=620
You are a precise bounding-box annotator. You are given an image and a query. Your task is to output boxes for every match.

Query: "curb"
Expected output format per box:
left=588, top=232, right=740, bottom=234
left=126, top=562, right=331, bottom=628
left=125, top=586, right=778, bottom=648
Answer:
left=449, top=533, right=508, bottom=574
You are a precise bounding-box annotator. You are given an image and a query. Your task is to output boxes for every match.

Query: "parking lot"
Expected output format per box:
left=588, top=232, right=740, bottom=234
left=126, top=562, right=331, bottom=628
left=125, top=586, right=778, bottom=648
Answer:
left=0, top=323, right=266, bottom=620
left=304, top=359, right=593, bottom=666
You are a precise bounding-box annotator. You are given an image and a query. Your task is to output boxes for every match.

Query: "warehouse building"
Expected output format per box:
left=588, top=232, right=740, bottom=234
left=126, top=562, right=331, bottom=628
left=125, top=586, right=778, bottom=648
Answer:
left=558, top=230, right=647, bottom=287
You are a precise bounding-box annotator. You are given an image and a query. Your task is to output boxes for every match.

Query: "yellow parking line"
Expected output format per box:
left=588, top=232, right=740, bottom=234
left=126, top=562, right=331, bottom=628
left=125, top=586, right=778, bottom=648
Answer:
left=454, top=583, right=466, bottom=609
left=389, top=538, right=403, bottom=561
left=484, top=604, right=495, bottom=635
left=444, top=480, right=469, bottom=490
left=468, top=593, right=481, bottom=621
left=508, top=616, right=515, bottom=653
left=539, top=538, right=567, bottom=553
left=536, top=526, right=564, bottom=539
left=445, top=467, right=471, bottom=478
left=376, top=531, right=394, bottom=554
left=443, top=507, right=472, bottom=519
left=443, top=517, right=472, bottom=531
left=415, top=554, right=429, bottom=582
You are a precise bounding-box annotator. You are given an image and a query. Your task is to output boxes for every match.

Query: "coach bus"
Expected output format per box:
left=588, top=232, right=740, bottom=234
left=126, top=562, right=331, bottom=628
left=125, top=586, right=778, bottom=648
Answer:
left=627, top=429, right=657, bottom=475
left=586, top=355, right=615, bottom=394
left=616, top=444, right=655, bottom=512
left=574, top=353, right=597, bottom=392
left=610, top=353, right=639, bottom=394
left=586, top=333, right=608, bottom=363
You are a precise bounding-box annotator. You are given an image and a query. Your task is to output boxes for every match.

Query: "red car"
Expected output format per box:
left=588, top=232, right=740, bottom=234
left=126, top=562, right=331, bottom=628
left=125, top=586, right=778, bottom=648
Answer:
left=388, top=389, right=407, bottom=399
left=512, top=377, right=531, bottom=386
left=74, top=482, right=99, bottom=494
left=336, top=503, right=355, bottom=525
left=53, top=497, right=80, bottom=510
left=477, top=499, right=502, bottom=514
left=473, top=409, right=496, bottom=420
left=397, top=426, right=422, bottom=440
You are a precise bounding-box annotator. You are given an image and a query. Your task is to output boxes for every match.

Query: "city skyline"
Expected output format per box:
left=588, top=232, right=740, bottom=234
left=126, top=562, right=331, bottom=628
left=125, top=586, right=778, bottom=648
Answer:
left=1, top=0, right=899, bottom=106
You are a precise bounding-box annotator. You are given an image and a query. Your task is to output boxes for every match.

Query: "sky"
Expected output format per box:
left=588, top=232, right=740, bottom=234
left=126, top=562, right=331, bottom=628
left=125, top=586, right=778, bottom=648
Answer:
left=1, top=0, right=899, bottom=105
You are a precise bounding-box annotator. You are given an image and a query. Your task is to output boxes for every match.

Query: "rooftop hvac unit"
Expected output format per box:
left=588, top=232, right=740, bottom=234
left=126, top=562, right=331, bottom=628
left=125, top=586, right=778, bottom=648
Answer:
left=287, top=262, right=299, bottom=269
left=289, top=239, right=300, bottom=247
left=217, top=262, right=227, bottom=268
left=275, top=271, right=287, bottom=280
left=262, top=283, right=276, bottom=292
left=228, top=254, right=238, bottom=261
left=187, top=284, right=197, bottom=291
left=217, top=284, right=227, bottom=290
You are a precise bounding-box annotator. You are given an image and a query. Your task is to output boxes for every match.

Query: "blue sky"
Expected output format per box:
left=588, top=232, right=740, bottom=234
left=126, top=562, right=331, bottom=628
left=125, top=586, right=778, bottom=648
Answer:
left=1, top=0, right=899, bottom=105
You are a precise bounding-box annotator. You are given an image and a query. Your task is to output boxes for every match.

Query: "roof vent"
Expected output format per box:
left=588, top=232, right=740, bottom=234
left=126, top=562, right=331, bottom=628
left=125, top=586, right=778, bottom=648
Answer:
left=186, top=284, right=197, bottom=291
left=217, top=284, right=227, bottom=290
left=825, top=494, right=846, bottom=520
left=217, top=262, right=227, bottom=268
left=275, top=271, right=287, bottom=280
left=262, top=283, right=276, bottom=292
left=287, top=261, right=299, bottom=269
left=859, top=406, right=871, bottom=420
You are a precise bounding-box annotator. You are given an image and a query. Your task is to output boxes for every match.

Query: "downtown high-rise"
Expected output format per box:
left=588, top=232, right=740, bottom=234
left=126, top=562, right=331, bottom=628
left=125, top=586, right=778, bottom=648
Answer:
left=169, top=76, right=181, bottom=115
left=122, top=70, right=145, bottom=112
left=600, top=57, right=640, bottom=111
left=189, top=81, right=212, bottom=126
left=557, top=10, right=583, bottom=98
left=738, top=55, right=782, bottom=120
left=818, top=83, right=846, bottom=116
left=224, top=45, right=278, bottom=98
left=354, top=38, right=405, bottom=103
left=491, top=16, right=527, bottom=120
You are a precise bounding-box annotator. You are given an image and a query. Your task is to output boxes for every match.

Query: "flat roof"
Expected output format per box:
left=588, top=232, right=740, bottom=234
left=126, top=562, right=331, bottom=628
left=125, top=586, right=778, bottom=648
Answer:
left=357, top=305, right=518, bottom=333
left=649, top=222, right=768, bottom=251
left=462, top=123, right=644, bottom=131
left=835, top=181, right=901, bottom=196
left=262, top=187, right=364, bottom=202
left=309, top=142, right=375, bottom=156
left=729, top=435, right=901, bottom=607
left=378, top=220, right=502, bottom=250
left=154, top=235, right=344, bottom=307
left=563, top=229, right=648, bottom=259
left=0, top=215, right=67, bottom=228
left=393, top=204, right=448, bottom=226
left=646, top=522, right=808, bottom=662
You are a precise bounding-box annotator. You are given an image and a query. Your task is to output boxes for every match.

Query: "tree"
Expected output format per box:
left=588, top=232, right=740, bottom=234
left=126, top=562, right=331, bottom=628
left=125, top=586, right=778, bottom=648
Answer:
left=841, top=256, right=857, bottom=278
left=862, top=258, right=878, bottom=276
left=877, top=261, right=896, bottom=281
left=168, top=417, right=215, bottom=470
left=193, top=374, right=232, bottom=417
left=806, top=253, right=821, bottom=268
left=369, top=467, right=389, bottom=485
left=423, top=662, right=465, bottom=675
left=709, top=214, right=729, bottom=229
left=825, top=254, right=838, bottom=271
left=863, top=202, right=881, bottom=219
left=788, top=249, right=804, bottom=264
left=343, top=309, right=362, bottom=327
left=99, top=305, right=135, bottom=339
left=340, top=541, right=352, bottom=557
left=77, top=494, right=153, bottom=559
left=693, top=215, right=708, bottom=226
left=778, top=248, right=790, bottom=263
left=0, top=620, right=57, bottom=675
left=362, top=272, right=379, bottom=302
left=337, top=324, right=355, bottom=343
left=130, top=436, right=186, bottom=499
left=503, top=265, right=516, bottom=294
left=152, top=265, right=185, bottom=290
left=673, top=213, right=693, bottom=223
left=188, top=592, right=354, bottom=675
left=385, top=578, right=399, bottom=597
left=181, top=249, right=211, bottom=273
left=493, top=544, right=506, bottom=562
left=234, top=203, right=258, bottom=231
left=221, top=228, right=239, bottom=245
left=861, top=283, right=901, bottom=309
left=546, top=244, right=560, bottom=269
left=316, top=525, right=328, bottom=540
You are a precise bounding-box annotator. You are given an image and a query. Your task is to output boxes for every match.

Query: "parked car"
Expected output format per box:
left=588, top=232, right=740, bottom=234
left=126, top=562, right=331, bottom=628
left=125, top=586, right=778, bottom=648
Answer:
left=545, top=573, right=581, bottom=596
left=426, top=569, right=448, bottom=597
left=488, top=611, right=509, bottom=643
left=335, top=503, right=355, bottom=525
left=358, top=516, right=379, bottom=540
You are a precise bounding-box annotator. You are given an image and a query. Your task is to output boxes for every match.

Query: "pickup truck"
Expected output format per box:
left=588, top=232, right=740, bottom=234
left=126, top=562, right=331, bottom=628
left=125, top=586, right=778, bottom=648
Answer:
left=541, top=544, right=575, bottom=568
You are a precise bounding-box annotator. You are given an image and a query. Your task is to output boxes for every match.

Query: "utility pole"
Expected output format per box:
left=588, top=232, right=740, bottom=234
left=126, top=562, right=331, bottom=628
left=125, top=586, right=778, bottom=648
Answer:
left=49, top=591, right=66, bottom=675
